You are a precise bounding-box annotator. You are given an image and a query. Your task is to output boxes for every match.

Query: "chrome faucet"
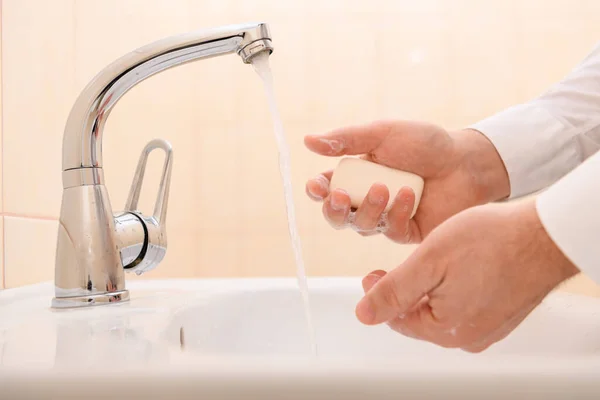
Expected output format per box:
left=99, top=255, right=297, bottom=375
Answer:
left=52, top=23, right=273, bottom=308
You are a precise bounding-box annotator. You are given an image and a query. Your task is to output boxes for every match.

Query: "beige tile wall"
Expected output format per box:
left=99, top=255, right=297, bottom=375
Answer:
left=0, top=0, right=599, bottom=296
left=4, top=217, right=56, bottom=287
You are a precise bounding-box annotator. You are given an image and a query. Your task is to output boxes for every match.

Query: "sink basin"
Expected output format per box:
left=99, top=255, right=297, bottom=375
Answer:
left=1, top=278, right=599, bottom=399
left=165, top=278, right=600, bottom=358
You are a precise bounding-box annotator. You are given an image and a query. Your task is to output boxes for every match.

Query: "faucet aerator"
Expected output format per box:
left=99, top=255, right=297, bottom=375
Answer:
left=239, top=39, right=274, bottom=63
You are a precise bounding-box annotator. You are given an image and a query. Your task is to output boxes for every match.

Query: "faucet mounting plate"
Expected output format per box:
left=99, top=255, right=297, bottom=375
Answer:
left=51, top=290, right=130, bottom=309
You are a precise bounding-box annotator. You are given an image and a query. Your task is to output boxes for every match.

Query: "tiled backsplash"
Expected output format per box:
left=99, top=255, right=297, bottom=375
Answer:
left=0, top=0, right=599, bottom=296
left=3, top=217, right=56, bottom=288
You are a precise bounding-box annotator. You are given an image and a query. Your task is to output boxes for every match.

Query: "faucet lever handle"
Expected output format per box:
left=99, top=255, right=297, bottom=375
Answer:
left=125, top=139, right=173, bottom=224
left=121, top=139, right=173, bottom=275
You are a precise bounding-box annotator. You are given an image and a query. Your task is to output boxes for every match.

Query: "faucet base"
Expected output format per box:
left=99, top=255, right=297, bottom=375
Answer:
left=51, top=290, right=130, bottom=309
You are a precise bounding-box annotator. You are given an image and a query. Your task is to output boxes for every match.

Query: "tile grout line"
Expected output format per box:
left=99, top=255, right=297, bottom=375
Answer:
left=0, top=212, right=58, bottom=222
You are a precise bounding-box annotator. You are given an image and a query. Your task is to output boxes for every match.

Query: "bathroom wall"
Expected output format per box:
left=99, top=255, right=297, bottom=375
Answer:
left=0, top=0, right=599, bottom=295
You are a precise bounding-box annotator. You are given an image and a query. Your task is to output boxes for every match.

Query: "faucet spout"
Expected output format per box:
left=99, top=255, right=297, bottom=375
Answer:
left=63, top=22, right=272, bottom=172
left=53, top=22, right=273, bottom=308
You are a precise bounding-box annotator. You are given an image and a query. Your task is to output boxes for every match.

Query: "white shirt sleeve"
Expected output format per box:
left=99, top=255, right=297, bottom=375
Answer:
left=468, top=42, right=600, bottom=283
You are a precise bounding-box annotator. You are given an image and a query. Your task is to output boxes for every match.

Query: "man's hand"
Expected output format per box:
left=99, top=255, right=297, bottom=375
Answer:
left=355, top=198, right=579, bottom=352
left=305, top=121, right=510, bottom=243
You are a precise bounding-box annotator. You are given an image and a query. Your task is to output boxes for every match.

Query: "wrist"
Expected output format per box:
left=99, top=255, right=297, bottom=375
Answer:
left=451, top=128, right=511, bottom=204
left=513, top=199, right=580, bottom=288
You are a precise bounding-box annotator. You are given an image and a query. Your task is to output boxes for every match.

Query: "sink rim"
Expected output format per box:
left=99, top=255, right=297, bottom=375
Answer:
left=0, top=277, right=600, bottom=400
left=0, top=277, right=599, bottom=365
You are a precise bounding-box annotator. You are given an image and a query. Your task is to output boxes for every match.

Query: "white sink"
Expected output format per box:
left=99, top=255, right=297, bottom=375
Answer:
left=1, top=278, right=599, bottom=399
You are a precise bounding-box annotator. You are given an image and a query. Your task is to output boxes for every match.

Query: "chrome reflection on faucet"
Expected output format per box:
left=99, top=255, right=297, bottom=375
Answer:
left=52, top=23, right=273, bottom=308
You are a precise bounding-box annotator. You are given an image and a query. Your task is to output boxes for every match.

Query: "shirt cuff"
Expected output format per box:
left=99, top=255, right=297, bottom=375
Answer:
left=536, top=151, right=600, bottom=284
left=468, top=103, right=580, bottom=199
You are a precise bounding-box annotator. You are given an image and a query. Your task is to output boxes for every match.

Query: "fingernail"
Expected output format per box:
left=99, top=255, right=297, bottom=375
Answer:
left=318, top=138, right=344, bottom=154
left=315, top=174, right=330, bottom=189
left=363, top=273, right=383, bottom=291
left=367, top=273, right=383, bottom=282
left=330, top=190, right=348, bottom=211
left=307, top=189, right=323, bottom=201
left=307, top=175, right=330, bottom=201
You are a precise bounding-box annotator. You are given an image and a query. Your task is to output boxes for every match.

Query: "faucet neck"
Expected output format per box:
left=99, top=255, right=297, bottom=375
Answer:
left=61, top=22, right=272, bottom=173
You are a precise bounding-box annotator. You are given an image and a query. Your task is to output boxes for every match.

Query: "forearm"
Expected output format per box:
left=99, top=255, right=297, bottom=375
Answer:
left=513, top=198, right=579, bottom=288
left=468, top=41, right=600, bottom=199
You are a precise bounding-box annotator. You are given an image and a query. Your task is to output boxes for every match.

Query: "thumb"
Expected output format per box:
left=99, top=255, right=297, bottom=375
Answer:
left=355, top=255, right=444, bottom=325
left=304, top=121, right=392, bottom=156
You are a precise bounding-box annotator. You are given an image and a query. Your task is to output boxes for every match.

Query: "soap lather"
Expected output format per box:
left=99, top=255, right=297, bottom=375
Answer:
left=329, top=157, right=424, bottom=219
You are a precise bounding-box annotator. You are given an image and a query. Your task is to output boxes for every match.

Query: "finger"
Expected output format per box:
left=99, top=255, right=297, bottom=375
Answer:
left=304, top=121, right=393, bottom=156
left=387, top=299, right=463, bottom=348
left=385, top=298, right=434, bottom=341
left=384, top=187, right=418, bottom=243
left=462, top=301, right=540, bottom=353
left=353, top=183, right=389, bottom=232
left=355, top=253, right=444, bottom=325
left=361, top=270, right=387, bottom=293
left=305, top=171, right=333, bottom=201
left=323, top=189, right=351, bottom=228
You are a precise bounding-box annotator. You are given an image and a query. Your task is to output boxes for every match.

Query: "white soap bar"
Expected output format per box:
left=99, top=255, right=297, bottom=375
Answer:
left=329, top=157, right=424, bottom=218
